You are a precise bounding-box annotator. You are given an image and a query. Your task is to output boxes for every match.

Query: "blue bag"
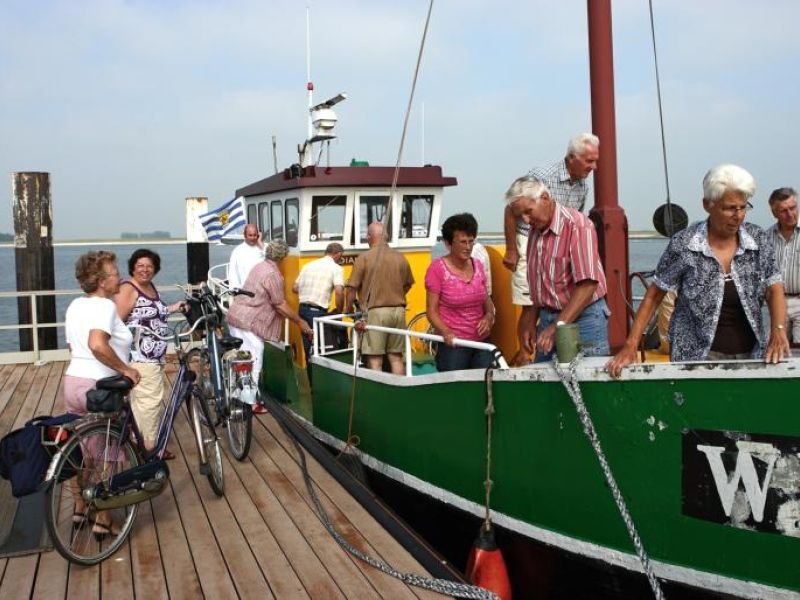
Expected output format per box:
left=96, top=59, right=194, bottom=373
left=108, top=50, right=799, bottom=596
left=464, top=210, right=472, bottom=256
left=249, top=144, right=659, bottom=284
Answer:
left=0, top=414, right=80, bottom=498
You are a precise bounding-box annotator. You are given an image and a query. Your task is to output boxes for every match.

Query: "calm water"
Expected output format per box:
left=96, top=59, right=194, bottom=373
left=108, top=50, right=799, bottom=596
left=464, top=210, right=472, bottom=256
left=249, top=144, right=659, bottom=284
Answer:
left=0, top=239, right=668, bottom=352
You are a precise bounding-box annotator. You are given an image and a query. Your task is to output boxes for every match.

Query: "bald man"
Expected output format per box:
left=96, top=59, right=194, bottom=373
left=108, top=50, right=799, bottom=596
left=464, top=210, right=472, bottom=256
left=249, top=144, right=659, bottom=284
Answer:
left=228, top=224, right=264, bottom=290
left=345, top=222, right=414, bottom=374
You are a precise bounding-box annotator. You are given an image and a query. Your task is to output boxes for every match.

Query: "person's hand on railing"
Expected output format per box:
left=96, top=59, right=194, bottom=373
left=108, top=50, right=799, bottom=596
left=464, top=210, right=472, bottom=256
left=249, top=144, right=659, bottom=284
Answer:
left=299, top=320, right=314, bottom=340
left=354, top=319, right=367, bottom=334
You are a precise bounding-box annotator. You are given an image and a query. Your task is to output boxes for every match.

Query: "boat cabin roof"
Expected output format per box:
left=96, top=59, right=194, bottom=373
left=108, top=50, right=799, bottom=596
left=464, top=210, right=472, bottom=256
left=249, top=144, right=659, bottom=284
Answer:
left=236, top=165, right=457, bottom=197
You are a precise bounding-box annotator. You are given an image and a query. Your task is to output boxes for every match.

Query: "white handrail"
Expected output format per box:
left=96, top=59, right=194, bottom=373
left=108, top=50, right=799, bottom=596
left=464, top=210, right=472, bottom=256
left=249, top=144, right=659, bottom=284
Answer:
left=312, top=312, right=509, bottom=373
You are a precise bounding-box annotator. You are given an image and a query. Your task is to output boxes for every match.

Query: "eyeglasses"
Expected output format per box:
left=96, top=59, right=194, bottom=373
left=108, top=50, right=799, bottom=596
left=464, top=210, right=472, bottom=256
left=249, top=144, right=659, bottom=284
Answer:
left=719, top=202, right=753, bottom=216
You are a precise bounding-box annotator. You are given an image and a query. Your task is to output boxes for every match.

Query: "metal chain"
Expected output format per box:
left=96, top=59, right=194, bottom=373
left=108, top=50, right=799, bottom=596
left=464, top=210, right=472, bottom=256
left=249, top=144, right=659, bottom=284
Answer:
left=278, top=410, right=499, bottom=600
left=552, top=352, right=665, bottom=600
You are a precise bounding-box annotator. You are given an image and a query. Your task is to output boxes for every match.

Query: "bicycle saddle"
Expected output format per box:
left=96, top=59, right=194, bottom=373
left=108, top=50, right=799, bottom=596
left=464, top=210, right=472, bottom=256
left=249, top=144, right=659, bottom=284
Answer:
left=219, top=336, right=244, bottom=351
left=95, top=374, right=135, bottom=392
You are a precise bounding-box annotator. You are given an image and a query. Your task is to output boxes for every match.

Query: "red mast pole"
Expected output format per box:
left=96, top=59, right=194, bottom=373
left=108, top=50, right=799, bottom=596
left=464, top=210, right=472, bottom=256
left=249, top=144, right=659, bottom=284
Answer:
left=587, top=0, right=630, bottom=350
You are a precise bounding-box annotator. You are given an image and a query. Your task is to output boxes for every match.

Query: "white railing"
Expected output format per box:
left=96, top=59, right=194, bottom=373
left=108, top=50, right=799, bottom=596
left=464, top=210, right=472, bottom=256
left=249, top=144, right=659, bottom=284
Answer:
left=0, top=287, right=194, bottom=365
left=312, top=313, right=509, bottom=376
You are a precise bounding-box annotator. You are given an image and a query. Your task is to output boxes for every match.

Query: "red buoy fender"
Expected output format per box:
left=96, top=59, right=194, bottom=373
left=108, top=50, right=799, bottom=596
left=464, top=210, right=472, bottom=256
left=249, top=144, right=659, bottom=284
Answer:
left=466, top=525, right=512, bottom=600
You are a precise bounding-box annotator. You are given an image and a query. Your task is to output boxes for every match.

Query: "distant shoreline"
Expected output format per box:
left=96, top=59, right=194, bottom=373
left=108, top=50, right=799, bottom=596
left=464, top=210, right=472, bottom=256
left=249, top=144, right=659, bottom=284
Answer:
left=0, top=231, right=665, bottom=249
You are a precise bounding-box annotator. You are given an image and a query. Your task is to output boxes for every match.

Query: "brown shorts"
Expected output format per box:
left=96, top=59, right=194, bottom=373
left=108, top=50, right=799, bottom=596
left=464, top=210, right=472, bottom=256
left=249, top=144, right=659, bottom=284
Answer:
left=361, top=306, right=406, bottom=355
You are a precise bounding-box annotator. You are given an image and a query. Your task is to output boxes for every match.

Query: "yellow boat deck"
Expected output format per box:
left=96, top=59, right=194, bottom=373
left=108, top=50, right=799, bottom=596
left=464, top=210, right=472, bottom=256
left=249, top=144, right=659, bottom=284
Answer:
left=0, top=361, right=451, bottom=599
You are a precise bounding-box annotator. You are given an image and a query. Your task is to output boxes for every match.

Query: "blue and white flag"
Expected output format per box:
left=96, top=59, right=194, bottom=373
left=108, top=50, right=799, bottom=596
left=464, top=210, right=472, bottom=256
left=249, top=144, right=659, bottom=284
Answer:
left=198, top=196, right=246, bottom=242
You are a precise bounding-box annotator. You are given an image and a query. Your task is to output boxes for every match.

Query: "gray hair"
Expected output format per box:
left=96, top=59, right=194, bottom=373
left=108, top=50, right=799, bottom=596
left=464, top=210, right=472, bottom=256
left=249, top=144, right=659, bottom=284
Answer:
left=702, top=164, right=756, bottom=205
left=264, top=239, right=289, bottom=261
left=325, top=242, right=344, bottom=254
left=567, top=132, right=600, bottom=157
left=768, top=187, right=798, bottom=205
left=504, top=175, right=550, bottom=205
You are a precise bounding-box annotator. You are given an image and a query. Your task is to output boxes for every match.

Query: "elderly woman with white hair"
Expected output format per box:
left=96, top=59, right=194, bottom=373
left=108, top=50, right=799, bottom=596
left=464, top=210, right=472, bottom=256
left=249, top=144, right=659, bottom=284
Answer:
left=607, top=164, right=789, bottom=377
left=227, top=239, right=313, bottom=412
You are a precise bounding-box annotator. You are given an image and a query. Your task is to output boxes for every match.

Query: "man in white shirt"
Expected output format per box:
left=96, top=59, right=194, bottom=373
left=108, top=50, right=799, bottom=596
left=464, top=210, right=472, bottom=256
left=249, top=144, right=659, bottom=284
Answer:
left=227, top=224, right=264, bottom=290
left=293, top=243, right=345, bottom=384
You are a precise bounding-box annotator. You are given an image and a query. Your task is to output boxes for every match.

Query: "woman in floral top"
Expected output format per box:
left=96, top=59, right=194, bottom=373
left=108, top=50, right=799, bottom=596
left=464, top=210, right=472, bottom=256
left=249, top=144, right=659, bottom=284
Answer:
left=608, top=164, right=789, bottom=377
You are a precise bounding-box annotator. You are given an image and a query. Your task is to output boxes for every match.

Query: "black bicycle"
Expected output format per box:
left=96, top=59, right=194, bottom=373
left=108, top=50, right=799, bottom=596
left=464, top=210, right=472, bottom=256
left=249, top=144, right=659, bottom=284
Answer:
left=182, top=283, right=257, bottom=461
left=43, top=311, right=222, bottom=565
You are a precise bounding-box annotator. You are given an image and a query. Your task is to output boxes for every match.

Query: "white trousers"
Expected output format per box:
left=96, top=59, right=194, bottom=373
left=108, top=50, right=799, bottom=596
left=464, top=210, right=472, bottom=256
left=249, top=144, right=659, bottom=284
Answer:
left=228, top=325, right=264, bottom=385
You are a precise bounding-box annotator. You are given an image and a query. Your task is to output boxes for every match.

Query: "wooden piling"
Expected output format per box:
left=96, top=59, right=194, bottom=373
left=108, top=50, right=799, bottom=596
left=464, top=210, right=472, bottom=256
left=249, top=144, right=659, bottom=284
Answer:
left=12, top=172, right=57, bottom=352
left=186, top=197, right=209, bottom=284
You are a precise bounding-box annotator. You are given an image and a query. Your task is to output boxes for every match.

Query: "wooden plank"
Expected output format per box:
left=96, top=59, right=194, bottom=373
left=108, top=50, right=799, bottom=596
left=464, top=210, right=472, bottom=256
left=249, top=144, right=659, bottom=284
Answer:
left=252, top=417, right=434, bottom=600
left=66, top=560, right=100, bottom=599
left=100, top=542, right=134, bottom=600
left=0, top=365, right=31, bottom=436
left=149, top=458, right=204, bottom=600
left=0, top=553, right=39, bottom=600
left=161, top=407, right=239, bottom=599
left=219, top=453, right=310, bottom=599
left=170, top=398, right=273, bottom=600
left=222, top=440, right=344, bottom=599
left=128, top=501, right=169, bottom=600
left=9, top=363, right=54, bottom=430
left=244, top=424, right=381, bottom=599
left=257, top=415, right=450, bottom=600
left=30, top=544, right=69, bottom=600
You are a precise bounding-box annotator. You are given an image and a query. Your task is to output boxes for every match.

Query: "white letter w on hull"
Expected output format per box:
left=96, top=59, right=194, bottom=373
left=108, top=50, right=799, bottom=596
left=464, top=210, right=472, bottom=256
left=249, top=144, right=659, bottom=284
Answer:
left=696, top=442, right=779, bottom=522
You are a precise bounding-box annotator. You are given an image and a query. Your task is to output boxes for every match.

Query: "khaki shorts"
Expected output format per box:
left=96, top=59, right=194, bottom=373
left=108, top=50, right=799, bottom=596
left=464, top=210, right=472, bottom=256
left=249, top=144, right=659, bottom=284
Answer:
left=129, top=362, right=165, bottom=448
left=511, top=232, right=532, bottom=306
left=361, top=306, right=406, bottom=355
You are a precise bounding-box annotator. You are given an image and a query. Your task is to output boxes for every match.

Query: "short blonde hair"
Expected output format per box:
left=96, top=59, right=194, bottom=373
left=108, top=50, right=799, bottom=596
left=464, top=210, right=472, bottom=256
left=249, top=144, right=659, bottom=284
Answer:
left=75, top=251, right=117, bottom=293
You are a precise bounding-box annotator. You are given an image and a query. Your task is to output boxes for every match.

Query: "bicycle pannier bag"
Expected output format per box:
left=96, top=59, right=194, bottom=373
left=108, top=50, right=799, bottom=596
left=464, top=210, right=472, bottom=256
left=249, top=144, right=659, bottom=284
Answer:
left=0, top=414, right=80, bottom=497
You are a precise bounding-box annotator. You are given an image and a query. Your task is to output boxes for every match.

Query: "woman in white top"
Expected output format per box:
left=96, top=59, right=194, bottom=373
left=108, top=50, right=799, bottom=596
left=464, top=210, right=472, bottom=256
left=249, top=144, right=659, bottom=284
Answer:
left=63, top=251, right=140, bottom=538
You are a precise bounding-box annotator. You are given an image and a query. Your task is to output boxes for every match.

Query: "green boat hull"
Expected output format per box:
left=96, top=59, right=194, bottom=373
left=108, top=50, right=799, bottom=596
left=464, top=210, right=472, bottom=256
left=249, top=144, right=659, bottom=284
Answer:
left=264, top=343, right=800, bottom=598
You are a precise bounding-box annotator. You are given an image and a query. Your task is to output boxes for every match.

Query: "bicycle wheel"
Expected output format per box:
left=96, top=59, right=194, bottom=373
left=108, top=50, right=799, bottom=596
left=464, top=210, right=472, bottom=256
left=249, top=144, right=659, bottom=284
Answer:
left=45, top=422, right=139, bottom=566
left=187, top=348, right=217, bottom=426
left=407, top=311, right=437, bottom=357
left=225, top=369, right=253, bottom=461
left=191, top=390, right=224, bottom=496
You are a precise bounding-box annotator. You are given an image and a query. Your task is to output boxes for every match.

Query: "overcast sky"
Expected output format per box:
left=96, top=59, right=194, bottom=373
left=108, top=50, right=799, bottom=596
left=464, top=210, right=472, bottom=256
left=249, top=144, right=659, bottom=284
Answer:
left=2, top=0, right=799, bottom=239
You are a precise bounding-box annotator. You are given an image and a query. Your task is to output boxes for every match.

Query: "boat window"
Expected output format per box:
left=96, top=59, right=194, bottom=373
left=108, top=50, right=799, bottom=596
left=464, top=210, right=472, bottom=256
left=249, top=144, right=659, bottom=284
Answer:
left=358, top=195, right=392, bottom=243
left=247, top=203, right=257, bottom=230
left=259, top=202, right=270, bottom=240
left=310, top=195, right=346, bottom=242
left=400, top=194, right=433, bottom=239
left=271, top=200, right=284, bottom=239
left=285, top=198, right=299, bottom=247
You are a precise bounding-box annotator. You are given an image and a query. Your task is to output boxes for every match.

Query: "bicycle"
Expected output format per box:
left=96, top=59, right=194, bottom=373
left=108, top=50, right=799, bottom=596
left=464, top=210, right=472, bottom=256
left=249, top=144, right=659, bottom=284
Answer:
left=43, top=313, right=223, bottom=566
left=182, top=283, right=257, bottom=461
left=406, top=311, right=437, bottom=357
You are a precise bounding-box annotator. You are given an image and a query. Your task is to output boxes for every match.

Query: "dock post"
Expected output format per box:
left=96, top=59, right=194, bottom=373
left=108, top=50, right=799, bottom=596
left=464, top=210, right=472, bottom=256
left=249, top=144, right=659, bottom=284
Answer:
left=185, top=197, right=209, bottom=284
left=12, top=172, right=57, bottom=352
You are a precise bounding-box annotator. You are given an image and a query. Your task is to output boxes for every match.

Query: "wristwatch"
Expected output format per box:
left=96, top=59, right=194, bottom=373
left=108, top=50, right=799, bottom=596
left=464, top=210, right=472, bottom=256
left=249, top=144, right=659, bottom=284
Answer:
left=774, top=324, right=785, bottom=330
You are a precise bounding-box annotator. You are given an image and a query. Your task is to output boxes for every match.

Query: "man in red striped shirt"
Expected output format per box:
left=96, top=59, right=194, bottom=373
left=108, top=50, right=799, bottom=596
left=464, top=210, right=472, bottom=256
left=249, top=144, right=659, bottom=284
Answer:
left=505, top=175, right=610, bottom=362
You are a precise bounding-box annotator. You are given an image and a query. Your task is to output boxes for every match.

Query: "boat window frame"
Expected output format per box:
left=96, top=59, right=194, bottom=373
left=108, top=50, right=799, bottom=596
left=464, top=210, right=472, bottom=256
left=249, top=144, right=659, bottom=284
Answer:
left=246, top=203, right=257, bottom=231
left=270, top=200, right=284, bottom=240
left=285, top=198, right=299, bottom=247
left=399, top=193, right=435, bottom=241
left=354, top=193, right=393, bottom=246
left=258, top=201, right=271, bottom=240
left=309, top=193, right=348, bottom=243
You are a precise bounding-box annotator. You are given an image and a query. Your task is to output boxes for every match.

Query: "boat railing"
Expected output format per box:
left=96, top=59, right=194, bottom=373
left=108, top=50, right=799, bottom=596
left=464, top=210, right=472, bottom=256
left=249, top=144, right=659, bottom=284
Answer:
left=0, top=287, right=195, bottom=365
left=312, top=312, right=509, bottom=376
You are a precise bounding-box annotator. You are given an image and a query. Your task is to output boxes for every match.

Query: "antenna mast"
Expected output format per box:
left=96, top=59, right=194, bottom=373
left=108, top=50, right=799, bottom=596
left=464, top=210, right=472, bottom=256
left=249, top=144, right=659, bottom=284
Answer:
left=306, top=6, right=313, bottom=140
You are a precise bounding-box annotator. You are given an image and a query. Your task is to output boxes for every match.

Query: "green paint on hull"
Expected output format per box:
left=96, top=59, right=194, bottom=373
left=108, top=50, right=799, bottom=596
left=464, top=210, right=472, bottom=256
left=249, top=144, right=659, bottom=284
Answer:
left=309, top=363, right=800, bottom=593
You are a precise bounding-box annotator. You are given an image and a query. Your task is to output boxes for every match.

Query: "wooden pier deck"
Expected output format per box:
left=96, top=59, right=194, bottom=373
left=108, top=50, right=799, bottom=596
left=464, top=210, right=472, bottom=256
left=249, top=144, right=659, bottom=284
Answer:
left=0, top=361, right=453, bottom=599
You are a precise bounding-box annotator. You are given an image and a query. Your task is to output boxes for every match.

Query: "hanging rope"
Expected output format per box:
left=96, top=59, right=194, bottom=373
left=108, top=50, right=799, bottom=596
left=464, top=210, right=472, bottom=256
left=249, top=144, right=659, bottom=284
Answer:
left=648, top=0, right=675, bottom=237
left=344, top=0, right=435, bottom=448
left=482, top=367, right=496, bottom=531
left=553, top=353, right=665, bottom=600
